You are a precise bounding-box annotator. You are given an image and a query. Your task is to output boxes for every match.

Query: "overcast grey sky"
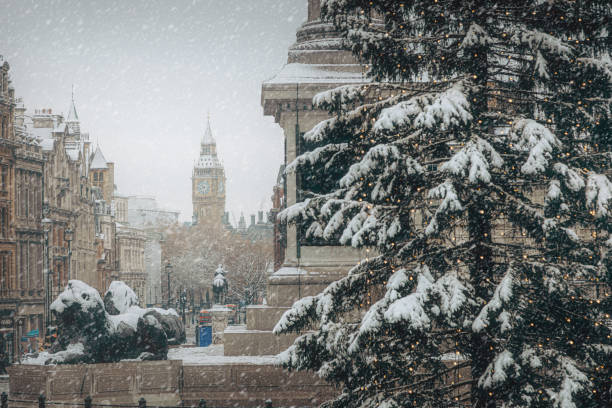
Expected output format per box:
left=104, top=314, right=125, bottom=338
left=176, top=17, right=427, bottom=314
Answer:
left=0, top=0, right=305, bottom=223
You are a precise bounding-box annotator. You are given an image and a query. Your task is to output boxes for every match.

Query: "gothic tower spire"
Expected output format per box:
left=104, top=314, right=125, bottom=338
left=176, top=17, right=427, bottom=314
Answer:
left=66, top=84, right=80, bottom=138
left=192, top=113, right=226, bottom=225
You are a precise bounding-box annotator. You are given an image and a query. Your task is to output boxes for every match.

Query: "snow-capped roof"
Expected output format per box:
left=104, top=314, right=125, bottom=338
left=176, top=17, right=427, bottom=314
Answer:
left=90, top=146, right=108, bottom=169
left=31, top=127, right=52, bottom=140
left=40, top=138, right=55, bottom=151
left=30, top=127, right=56, bottom=151
left=264, top=63, right=367, bottom=85
left=66, top=147, right=79, bottom=161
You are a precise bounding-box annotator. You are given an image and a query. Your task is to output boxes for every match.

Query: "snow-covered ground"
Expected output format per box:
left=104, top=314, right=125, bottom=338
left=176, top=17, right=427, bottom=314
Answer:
left=167, top=345, right=278, bottom=365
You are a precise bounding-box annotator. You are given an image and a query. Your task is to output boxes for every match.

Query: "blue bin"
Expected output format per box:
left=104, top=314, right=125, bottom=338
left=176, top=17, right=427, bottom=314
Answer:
left=197, top=325, right=212, bottom=347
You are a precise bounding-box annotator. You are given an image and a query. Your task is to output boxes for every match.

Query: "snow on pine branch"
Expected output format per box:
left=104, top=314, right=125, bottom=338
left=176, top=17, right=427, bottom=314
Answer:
left=585, top=173, right=612, bottom=218
left=349, top=267, right=414, bottom=349
left=340, top=208, right=373, bottom=247
left=274, top=295, right=320, bottom=334
left=340, top=144, right=403, bottom=189
left=278, top=199, right=311, bottom=224
left=472, top=266, right=516, bottom=333
left=425, top=180, right=463, bottom=236
left=478, top=349, right=520, bottom=389
left=440, top=138, right=503, bottom=184
left=509, top=119, right=561, bottom=175
left=576, top=58, right=612, bottom=84
left=513, top=27, right=575, bottom=81
left=312, top=84, right=366, bottom=112
left=275, top=256, right=388, bottom=335
left=321, top=200, right=364, bottom=241
left=349, top=265, right=474, bottom=353
left=461, top=23, right=494, bottom=48
left=285, top=143, right=348, bottom=174
left=340, top=144, right=424, bottom=204
left=350, top=266, right=433, bottom=355
left=552, top=163, right=585, bottom=192
left=373, top=85, right=472, bottom=134
left=431, top=271, right=475, bottom=327
left=303, top=117, right=337, bottom=143
left=513, top=29, right=574, bottom=61
left=340, top=207, right=403, bottom=248
left=383, top=268, right=473, bottom=330
left=547, top=356, right=592, bottom=408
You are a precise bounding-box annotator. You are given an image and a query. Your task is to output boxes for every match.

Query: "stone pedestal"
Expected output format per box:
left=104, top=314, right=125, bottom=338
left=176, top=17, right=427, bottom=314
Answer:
left=224, top=0, right=368, bottom=358
left=209, top=305, right=233, bottom=344
left=224, top=248, right=365, bottom=356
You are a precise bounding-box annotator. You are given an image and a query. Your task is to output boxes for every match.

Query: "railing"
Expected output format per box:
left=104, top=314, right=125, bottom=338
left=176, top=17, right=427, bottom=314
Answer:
left=1, top=393, right=276, bottom=408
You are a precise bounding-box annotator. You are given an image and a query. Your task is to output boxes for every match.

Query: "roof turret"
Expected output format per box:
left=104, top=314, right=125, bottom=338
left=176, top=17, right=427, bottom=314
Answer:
left=90, top=146, right=108, bottom=169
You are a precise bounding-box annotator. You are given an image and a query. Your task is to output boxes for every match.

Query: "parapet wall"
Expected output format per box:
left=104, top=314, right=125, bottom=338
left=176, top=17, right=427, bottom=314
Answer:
left=7, top=360, right=335, bottom=407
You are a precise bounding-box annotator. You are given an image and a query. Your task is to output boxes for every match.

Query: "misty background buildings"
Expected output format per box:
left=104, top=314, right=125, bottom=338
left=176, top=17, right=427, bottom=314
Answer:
left=0, top=0, right=307, bottom=222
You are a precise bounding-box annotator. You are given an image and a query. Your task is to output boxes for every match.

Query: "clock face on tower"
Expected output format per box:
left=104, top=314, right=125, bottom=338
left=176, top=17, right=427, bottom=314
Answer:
left=197, top=180, right=210, bottom=195
left=218, top=181, right=224, bottom=194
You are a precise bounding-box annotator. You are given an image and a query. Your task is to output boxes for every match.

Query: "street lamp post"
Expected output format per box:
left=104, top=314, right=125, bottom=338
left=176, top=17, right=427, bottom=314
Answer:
left=42, top=217, right=53, bottom=333
left=180, top=288, right=186, bottom=324
left=64, top=228, right=73, bottom=281
left=165, top=262, right=172, bottom=308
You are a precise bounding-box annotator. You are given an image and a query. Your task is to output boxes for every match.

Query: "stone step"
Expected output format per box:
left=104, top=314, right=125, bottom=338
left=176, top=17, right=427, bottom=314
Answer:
left=224, top=328, right=297, bottom=356
left=246, top=305, right=289, bottom=331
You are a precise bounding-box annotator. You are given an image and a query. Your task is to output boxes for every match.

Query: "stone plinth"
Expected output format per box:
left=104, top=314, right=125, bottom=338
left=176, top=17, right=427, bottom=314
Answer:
left=182, top=363, right=333, bottom=407
left=222, top=0, right=369, bottom=361
left=246, top=306, right=289, bottom=331
left=8, top=360, right=182, bottom=407
left=224, top=325, right=297, bottom=356
left=209, top=305, right=233, bottom=344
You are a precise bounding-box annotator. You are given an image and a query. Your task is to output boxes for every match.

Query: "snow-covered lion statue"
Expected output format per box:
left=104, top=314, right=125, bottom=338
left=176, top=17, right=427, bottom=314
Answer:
left=26, top=280, right=184, bottom=365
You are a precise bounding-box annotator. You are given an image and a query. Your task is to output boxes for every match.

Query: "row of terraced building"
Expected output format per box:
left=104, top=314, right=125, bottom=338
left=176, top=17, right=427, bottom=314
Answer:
left=0, top=56, right=151, bottom=364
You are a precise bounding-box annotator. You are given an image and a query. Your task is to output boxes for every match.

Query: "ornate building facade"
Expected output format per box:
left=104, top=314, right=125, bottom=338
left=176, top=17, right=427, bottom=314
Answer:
left=192, top=117, right=226, bottom=225
left=115, top=225, right=146, bottom=306
left=0, top=58, right=21, bottom=365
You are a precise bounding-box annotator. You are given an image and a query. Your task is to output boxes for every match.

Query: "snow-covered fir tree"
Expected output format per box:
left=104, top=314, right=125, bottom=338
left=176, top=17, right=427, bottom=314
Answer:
left=274, top=1, right=611, bottom=407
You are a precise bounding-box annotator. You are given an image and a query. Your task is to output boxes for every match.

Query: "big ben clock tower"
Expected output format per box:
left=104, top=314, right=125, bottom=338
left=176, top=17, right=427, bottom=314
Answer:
left=192, top=115, right=226, bottom=225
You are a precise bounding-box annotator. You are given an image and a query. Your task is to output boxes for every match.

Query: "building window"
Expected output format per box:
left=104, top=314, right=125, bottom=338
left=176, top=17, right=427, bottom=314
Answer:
left=0, top=251, right=10, bottom=291
left=0, top=207, right=7, bottom=238
left=0, top=165, right=7, bottom=191
left=19, top=243, right=27, bottom=290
